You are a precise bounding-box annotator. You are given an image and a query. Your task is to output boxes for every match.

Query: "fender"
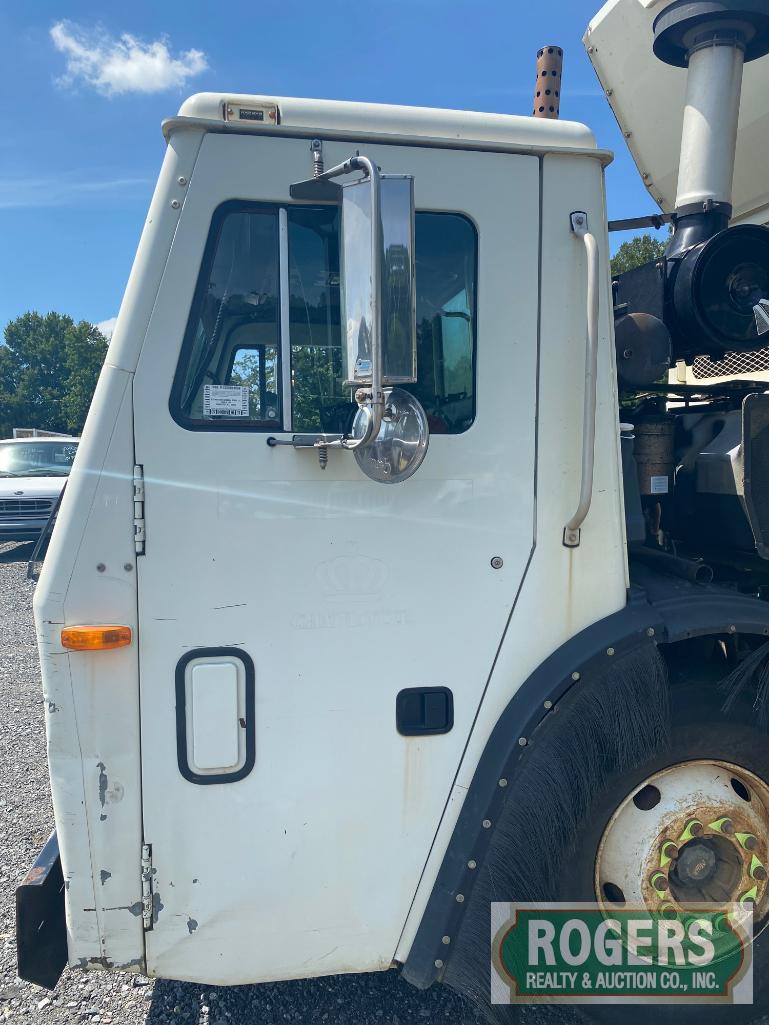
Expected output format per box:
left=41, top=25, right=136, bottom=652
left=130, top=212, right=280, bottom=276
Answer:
left=402, top=566, right=769, bottom=989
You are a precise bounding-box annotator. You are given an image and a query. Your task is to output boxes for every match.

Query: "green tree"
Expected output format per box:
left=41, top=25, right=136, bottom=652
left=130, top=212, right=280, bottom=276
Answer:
left=0, top=312, right=108, bottom=438
left=611, top=234, right=667, bottom=277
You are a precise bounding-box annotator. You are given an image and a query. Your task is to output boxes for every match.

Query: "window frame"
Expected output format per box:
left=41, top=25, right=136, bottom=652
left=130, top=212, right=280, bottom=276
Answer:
left=169, top=199, right=479, bottom=435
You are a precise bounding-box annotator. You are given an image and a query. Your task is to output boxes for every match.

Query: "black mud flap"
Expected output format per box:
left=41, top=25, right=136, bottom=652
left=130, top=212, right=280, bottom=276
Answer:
left=16, top=832, right=67, bottom=989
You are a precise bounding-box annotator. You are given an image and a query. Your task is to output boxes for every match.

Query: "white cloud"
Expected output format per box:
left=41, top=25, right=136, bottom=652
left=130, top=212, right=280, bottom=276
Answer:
left=50, top=21, right=208, bottom=96
left=0, top=174, right=150, bottom=209
left=96, top=317, right=118, bottom=339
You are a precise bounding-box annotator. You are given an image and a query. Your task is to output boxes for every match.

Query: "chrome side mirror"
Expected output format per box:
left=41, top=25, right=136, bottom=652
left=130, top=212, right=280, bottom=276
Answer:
left=341, top=168, right=417, bottom=391
left=277, top=154, right=429, bottom=483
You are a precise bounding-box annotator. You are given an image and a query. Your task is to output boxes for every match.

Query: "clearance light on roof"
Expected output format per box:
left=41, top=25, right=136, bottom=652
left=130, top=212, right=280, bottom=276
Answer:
left=61, top=626, right=132, bottom=651
left=223, top=102, right=279, bottom=125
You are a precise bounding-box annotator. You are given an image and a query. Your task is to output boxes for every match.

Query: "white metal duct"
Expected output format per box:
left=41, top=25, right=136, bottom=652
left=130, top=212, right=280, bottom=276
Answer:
left=585, top=0, right=769, bottom=225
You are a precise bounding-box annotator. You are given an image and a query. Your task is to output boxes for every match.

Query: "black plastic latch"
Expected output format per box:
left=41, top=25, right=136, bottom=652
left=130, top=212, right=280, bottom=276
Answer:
left=396, top=688, right=454, bottom=736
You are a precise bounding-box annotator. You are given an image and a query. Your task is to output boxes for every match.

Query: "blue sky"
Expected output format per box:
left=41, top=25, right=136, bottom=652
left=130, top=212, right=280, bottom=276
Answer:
left=0, top=0, right=666, bottom=336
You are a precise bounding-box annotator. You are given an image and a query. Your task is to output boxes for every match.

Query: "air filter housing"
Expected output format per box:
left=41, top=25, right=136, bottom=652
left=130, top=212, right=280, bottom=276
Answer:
left=668, top=223, right=769, bottom=359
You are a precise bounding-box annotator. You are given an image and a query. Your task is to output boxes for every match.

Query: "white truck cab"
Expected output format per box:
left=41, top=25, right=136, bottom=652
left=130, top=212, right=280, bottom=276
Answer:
left=17, top=2, right=769, bottom=1023
left=26, top=88, right=626, bottom=982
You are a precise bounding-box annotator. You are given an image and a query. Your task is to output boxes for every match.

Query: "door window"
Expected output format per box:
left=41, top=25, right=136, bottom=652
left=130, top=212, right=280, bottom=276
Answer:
left=172, top=204, right=281, bottom=428
left=171, top=204, right=477, bottom=434
left=287, top=206, right=349, bottom=433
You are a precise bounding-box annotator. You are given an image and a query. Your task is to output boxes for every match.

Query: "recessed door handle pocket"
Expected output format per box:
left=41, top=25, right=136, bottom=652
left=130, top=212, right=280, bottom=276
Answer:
left=175, top=648, right=255, bottom=785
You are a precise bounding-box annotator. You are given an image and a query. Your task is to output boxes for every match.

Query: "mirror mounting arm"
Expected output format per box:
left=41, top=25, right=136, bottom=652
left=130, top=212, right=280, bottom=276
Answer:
left=341, top=158, right=385, bottom=448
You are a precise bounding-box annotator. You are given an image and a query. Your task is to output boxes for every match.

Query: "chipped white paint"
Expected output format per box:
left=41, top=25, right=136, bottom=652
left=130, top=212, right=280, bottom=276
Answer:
left=32, top=125, right=203, bottom=973
left=34, top=367, right=144, bottom=970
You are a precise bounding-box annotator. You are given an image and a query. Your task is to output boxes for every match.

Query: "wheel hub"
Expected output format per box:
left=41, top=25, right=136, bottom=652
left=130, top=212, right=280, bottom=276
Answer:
left=675, top=840, right=717, bottom=885
left=595, top=760, right=769, bottom=918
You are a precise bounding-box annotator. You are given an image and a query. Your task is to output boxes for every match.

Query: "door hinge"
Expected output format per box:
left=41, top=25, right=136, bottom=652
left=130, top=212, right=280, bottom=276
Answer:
left=133, top=464, right=146, bottom=555
left=141, top=843, right=154, bottom=930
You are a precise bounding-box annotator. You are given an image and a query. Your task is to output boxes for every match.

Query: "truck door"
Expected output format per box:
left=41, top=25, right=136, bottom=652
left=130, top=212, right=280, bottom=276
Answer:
left=132, top=130, right=540, bottom=984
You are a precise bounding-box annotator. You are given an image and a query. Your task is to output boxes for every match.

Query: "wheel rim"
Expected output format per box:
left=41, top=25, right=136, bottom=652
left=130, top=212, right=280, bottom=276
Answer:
left=595, top=760, right=769, bottom=919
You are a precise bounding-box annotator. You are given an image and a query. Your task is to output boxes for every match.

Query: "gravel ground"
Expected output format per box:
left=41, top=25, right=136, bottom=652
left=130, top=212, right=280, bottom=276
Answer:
left=0, top=540, right=574, bottom=1025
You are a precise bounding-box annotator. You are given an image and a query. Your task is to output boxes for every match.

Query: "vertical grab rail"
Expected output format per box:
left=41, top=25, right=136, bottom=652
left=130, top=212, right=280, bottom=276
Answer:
left=563, top=211, right=600, bottom=548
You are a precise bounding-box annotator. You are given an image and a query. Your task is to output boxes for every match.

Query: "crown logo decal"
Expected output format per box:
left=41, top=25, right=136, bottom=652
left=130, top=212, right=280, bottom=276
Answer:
left=316, top=556, right=388, bottom=598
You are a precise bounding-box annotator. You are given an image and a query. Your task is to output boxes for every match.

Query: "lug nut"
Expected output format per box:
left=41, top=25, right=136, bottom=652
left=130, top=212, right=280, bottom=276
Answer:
left=661, top=841, right=679, bottom=865
left=650, top=872, right=668, bottom=892
left=737, top=832, right=758, bottom=851
left=660, top=903, right=677, bottom=919
left=706, top=816, right=735, bottom=835
left=750, top=856, right=767, bottom=881
left=681, top=819, right=703, bottom=841
left=740, top=887, right=758, bottom=905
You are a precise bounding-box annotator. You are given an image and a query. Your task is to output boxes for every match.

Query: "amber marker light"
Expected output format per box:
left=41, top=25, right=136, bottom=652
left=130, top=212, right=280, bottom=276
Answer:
left=61, top=626, right=132, bottom=651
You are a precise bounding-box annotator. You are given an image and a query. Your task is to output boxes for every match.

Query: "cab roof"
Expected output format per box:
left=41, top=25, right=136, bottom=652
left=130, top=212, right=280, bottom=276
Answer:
left=172, top=93, right=609, bottom=163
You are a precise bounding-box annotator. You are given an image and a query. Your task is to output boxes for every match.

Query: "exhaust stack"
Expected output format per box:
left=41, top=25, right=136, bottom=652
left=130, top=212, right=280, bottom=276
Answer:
left=533, top=45, right=563, bottom=118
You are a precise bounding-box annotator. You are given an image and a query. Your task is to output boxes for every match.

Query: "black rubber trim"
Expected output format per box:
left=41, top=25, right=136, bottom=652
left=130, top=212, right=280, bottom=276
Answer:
left=16, top=831, right=67, bottom=990
left=401, top=572, right=769, bottom=989
left=175, top=647, right=256, bottom=785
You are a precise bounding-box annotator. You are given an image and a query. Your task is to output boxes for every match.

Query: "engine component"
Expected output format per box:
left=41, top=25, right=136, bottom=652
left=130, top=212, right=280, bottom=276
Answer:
left=675, top=396, right=769, bottom=559
left=614, top=312, right=672, bottom=388
left=654, top=0, right=769, bottom=220
left=629, top=545, right=714, bottom=585
left=621, top=426, right=646, bottom=543
left=633, top=417, right=676, bottom=497
left=669, top=223, right=769, bottom=358
left=610, top=1, right=769, bottom=363
left=653, top=1, right=769, bottom=67
left=743, top=391, right=769, bottom=558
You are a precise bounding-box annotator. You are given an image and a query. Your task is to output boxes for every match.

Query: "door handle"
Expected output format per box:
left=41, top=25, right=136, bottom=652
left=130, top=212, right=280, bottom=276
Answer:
left=563, top=212, right=600, bottom=548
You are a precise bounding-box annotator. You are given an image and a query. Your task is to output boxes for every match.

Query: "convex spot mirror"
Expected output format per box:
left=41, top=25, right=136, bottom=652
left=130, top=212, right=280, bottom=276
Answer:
left=352, top=387, right=430, bottom=483
left=341, top=174, right=417, bottom=388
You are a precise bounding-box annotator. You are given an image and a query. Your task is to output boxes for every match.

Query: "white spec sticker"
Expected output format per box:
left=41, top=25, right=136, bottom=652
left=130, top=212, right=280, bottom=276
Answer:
left=203, top=385, right=250, bottom=418
left=649, top=475, right=669, bottom=495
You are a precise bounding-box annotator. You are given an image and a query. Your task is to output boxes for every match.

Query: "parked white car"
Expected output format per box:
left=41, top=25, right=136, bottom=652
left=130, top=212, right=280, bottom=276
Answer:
left=0, top=438, right=79, bottom=543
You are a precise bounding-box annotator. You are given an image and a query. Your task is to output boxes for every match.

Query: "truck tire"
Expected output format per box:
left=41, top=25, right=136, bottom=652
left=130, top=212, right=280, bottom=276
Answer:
left=444, top=641, right=769, bottom=1024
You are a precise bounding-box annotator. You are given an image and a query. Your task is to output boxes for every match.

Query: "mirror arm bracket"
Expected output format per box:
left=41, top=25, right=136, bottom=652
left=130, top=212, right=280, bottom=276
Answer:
left=289, top=155, right=380, bottom=202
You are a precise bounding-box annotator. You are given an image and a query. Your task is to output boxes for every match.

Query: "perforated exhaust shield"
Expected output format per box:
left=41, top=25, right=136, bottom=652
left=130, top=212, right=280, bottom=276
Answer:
left=743, top=392, right=769, bottom=559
